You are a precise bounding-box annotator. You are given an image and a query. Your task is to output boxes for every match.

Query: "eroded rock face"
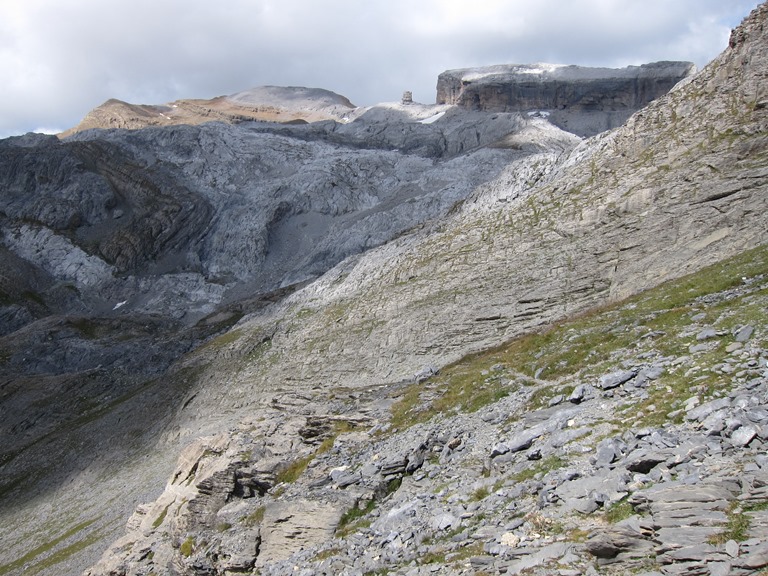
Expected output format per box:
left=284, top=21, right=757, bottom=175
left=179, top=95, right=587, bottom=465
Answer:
left=436, top=61, right=696, bottom=136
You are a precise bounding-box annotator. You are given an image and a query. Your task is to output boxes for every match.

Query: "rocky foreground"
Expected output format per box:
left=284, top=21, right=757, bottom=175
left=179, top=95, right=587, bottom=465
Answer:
left=87, top=245, right=768, bottom=576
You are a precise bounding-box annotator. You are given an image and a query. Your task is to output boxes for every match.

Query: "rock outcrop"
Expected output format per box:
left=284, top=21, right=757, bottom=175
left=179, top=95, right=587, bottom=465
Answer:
left=436, top=61, right=695, bottom=136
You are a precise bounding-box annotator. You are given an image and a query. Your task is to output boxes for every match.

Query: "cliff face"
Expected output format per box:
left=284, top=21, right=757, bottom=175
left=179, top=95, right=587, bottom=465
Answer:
left=436, top=61, right=696, bottom=136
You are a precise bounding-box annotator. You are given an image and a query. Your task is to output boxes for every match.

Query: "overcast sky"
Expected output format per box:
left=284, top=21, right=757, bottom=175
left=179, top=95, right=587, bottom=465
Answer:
left=0, top=0, right=762, bottom=137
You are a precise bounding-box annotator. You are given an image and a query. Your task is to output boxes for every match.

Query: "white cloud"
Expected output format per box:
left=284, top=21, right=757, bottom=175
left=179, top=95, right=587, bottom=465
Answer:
left=0, top=0, right=762, bottom=136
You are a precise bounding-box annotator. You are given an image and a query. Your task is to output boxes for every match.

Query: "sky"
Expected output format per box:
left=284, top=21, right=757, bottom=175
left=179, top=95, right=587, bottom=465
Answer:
left=0, top=0, right=763, bottom=138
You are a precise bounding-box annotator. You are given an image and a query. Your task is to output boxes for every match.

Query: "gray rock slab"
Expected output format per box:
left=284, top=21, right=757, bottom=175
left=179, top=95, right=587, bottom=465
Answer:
left=697, top=327, right=718, bottom=341
left=625, top=450, right=670, bottom=473
left=655, top=526, right=722, bottom=550
left=585, top=526, right=653, bottom=559
left=708, top=562, right=733, bottom=576
left=685, top=398, right=732, bottom=422
left=731, top=425, right=758, bottom=447
left=734, top=325, right=755, bottom=342
left=598, top=370, right=637, bottom=390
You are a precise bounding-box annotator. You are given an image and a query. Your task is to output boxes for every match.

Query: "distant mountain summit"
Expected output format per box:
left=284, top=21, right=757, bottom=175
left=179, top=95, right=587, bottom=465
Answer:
left=61, top=62, right=694, bottom=138
left=60, top=86, right=356, bottom=136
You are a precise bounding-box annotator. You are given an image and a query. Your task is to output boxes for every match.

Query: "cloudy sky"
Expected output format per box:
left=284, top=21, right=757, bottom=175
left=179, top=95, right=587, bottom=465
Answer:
left=0, top=0, right=762, bottom=137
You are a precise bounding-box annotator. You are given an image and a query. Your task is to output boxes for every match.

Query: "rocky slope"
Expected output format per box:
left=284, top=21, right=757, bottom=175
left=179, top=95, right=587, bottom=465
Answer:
left=436, top=61, right=696, bottom=137
left=1, top=3, right=767, bottom=576
left=87, top=243, right=768, bottom=576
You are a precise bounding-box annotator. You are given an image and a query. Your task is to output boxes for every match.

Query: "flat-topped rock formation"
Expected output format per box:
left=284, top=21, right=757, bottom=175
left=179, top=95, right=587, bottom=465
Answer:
left=436, top=61, right=696, bottom=136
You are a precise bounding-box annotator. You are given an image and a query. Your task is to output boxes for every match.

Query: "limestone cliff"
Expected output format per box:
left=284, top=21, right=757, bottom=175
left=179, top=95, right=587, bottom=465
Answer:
left=436, top=61, right=695, bottom=136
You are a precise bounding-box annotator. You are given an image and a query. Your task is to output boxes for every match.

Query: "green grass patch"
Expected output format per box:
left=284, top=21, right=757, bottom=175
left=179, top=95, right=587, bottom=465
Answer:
left=312, top=547, right=342, bottom=562
left=22, top=290, right=46, bottom=307
left=275, top=420, right=364, bottom=485
left=709, top=503, right=751, bottom=544
left=179, top=536, right=195, bottom=557
left=68, top=317, right=100, bottom=339
left=336, top=477, right=402, bottom=538
left=746, top=500, right=768, bottom=512
left=390, top=362, right=511, bottom=431
left=201, top=328, right=244, bottom=352
left=511, top=456, right=566, bottom=483
left=241, top=505, right=265, bottom=527
left=152, top=503, right=171, bottom=529
left=471, top=486, right=490, bottom=501
left=0, top=517, right=98, bottom=576
left=603, top=498, right=635, bottom=523
left=336, top=498, right=377, bottom=537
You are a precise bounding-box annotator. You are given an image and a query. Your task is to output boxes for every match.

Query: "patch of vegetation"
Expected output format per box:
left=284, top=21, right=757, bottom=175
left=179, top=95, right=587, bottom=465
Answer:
left=216, top=522, right=232, bottom=532
left=69, top=317, right=100, bottom=339
left=336, top=498, right=377, bottom=537
left=201, top=328, right=244, bottom=352
left=336, top=477, right=402, bottom=538
left=0, top=518, right=98, bottom=576
left=18, top=530, right=104, bottom=576
left=387, top=243, right=768, bottom=434
left=566, top=527, right=591, bottom=542
left=390, top=361, right=512, bottom=431
left=241, top=505, right=265, bottom=527
left=709, top=503, right=750, bottom=544
left=312, top=547, right=342, bottom=562
left=511, top=455, right=565, bottom=483
left=603, top=498, right=635, bottom=524
left=179, top=536, right=195, bottom=557
left=296, top=307, right=317, bottom=319
left=152, top=503, right=171, bottom=529
left=276, top=420, right=363, bottom=485
left=22, top=290, right=46, bottom=307
left=444, top=541, right=485, bottom=564
left=385, top=476, right=402, bottom=495
left=745, top=500, right=768, bottom=512
left=471, top=486, right=490, bottom=501
left=421, top=549, right=447, bottom=565
left=525, top=384, right=576, bottom=411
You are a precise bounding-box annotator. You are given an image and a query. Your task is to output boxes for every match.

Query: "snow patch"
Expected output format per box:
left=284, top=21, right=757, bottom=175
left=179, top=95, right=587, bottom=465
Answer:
left=418, top=111, right=446, bottom=124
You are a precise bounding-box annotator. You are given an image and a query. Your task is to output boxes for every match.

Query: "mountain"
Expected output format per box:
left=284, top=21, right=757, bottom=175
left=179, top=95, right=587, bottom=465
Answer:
left=59, top=86, right=357, bottom=136
left=1, top=3, right=767, bottom=575
left=436, top=61, right=695, bottom=136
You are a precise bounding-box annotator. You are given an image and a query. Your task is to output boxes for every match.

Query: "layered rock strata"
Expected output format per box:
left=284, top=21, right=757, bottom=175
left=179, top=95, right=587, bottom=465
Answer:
left=436, top=61, right=696, bottom=136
